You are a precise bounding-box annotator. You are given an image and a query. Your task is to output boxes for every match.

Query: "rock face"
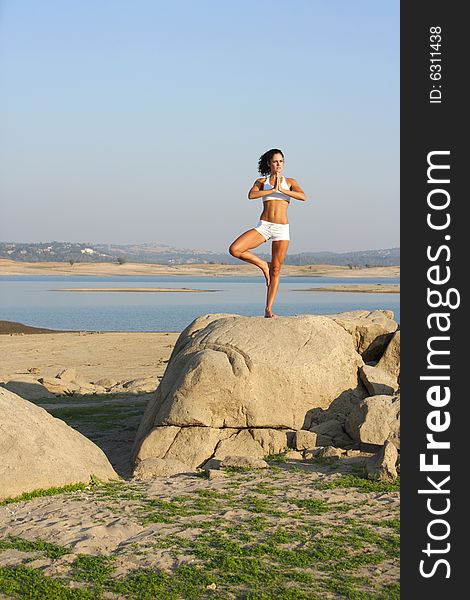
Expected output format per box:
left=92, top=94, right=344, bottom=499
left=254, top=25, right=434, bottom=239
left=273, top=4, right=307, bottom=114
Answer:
left=135, top=314, right=364, bottom=432
left=0, top=389, right=119, bottom=500
left=345, top=394, right=400, bottom=448
left=132, top=312, right=398, bottom=475
left=360, top=331, right=400, bottom=396
left=331, top=310, right=398, bottom=362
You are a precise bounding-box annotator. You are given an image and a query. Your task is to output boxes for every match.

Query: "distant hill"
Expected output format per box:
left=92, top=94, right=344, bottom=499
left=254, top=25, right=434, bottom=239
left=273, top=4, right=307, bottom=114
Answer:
left=0, top=242, right=400, bottom=268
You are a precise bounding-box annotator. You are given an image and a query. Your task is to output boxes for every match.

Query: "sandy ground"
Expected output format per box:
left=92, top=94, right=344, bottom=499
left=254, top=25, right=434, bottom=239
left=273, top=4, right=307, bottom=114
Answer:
left=0, top=331, right=180, bottom=383
left=0, top=258, right=399, bottom=279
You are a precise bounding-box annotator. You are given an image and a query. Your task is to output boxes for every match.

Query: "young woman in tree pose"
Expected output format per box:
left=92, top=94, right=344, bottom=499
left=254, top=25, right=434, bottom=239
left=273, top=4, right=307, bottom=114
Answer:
left=229, top=148, right=307, bottom=318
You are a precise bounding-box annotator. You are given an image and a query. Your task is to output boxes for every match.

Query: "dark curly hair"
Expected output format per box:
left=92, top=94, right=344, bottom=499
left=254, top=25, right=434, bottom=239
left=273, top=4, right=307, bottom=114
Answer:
left=257, top=148, right=284, bottom=176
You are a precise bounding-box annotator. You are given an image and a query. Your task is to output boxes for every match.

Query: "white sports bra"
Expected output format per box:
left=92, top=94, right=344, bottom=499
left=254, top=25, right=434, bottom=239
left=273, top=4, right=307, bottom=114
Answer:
left=263, top=175, right=291, bottom=203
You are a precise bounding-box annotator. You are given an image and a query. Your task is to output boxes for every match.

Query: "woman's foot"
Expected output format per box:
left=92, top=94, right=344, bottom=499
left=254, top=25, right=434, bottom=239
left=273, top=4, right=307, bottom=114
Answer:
left=264, top=308, right=277, bottom=318
left=261, top=262, right=271, bottom=287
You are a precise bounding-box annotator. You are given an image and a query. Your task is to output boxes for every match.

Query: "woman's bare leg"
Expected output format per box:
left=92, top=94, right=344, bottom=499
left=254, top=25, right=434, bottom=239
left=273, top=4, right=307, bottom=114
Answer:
left=265, top=240, right=289, bottom=317
left=229, top=229, right=270, bottom=285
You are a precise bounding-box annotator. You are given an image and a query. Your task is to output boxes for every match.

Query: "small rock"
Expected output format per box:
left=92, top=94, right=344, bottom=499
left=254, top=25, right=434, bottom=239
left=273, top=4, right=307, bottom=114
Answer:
left=55, top=368, right=77, bottom=382
left=208, top=469, right=225, bottom=480
left=206, top=583, right=217, bottom=590
left=201, top=458, right=223, bottom=471
left=316, top=446, right=343, bottom=459
left=93, top=377, right=118, bottom=389
left=293, top=430, right=318, bottom=451
left=284, top=450, right=303, bottom=460
left=366, top=441, right=398, bottom=482
left=345, top=394, right=400, bottom=448
left=123, top=377, right=158, bottom=393
left=38, top=376, right=81, bottom=395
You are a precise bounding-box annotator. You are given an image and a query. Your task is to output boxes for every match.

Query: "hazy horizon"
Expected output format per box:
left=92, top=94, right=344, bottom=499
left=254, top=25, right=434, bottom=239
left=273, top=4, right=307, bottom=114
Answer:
left=0, top=1, right=399, bottom=254
left=0, top=239, right=399, bottom=257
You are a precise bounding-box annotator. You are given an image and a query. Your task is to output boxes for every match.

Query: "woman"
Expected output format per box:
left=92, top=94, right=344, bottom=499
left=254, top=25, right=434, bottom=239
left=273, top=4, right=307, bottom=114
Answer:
left=229, top=148, right=307, bottom=318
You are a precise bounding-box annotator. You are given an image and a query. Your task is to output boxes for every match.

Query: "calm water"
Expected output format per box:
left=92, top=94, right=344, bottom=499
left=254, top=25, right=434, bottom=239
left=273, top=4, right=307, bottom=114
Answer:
left=0, top=275, right=400, bottom=332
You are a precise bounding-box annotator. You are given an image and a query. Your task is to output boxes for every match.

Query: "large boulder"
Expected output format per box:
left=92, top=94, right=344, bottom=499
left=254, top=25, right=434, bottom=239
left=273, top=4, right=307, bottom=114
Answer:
left=345, top=394, right=400, bottom=448
left=0, top=389, right=119, bottom=500
left=360, top=330, right=400, bottom=396
left=132, top=313, right=398, bottom=475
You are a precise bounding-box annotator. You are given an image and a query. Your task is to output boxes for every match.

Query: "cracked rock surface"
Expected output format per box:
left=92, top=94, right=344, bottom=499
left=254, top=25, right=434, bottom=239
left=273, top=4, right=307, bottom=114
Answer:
left=132, top=312, right=398, bottom=475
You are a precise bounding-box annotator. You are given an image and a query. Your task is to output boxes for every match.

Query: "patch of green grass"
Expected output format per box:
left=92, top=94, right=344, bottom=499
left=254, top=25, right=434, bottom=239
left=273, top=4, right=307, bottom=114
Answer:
left=319, top=473, right=400, bottom=493
left=247, top=516, right=269, bottom=531
left=110, top=564, right=213, bottom=599
left=253, top=482, right=275, bottom=495
left=241, top=496, right=284, bottom=516
left=0, top=566, right=96, bottom=599
left=323, top=573, right=400, bottom=599
left=71, top=555, right=115, bottom=585
left=246, top=585, right=318, bottom=599
left=0, top=537, right=71, bottom=560
left=139, top=497, right=191, bottom=524
left=265, top=452, right=289, bottom=463
left=376, top=518, right=400, bottom=531
left=0, top=481, right=93, bottom=506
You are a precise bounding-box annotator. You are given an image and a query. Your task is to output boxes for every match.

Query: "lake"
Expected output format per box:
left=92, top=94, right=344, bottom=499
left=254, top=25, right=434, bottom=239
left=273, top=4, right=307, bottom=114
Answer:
left=0, top=275, right=400, bottom=332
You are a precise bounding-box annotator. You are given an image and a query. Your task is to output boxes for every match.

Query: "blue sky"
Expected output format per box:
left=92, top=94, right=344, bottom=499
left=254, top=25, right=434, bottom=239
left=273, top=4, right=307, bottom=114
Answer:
left=0, top=0, right=399, bottom=253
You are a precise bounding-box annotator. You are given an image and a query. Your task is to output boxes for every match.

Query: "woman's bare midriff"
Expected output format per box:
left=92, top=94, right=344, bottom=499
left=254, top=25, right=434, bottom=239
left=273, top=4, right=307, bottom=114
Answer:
left=259, top=200, right=289, bottom=224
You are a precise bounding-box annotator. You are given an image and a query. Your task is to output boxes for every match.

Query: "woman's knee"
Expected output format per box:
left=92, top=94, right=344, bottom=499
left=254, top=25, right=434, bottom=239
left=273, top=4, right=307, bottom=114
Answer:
left=270, top=262, right=282, bottom=277
left=229, top=243, right=241, bottom=258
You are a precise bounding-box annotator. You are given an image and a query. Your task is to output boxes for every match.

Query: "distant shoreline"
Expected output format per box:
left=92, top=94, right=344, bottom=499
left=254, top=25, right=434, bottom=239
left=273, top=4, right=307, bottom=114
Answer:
left=0, top=320, right=73, bottom=335
left=52, top=287, right=218, bottom=293
left=0, top=259, right=400, bottom=279
left=294, top=284, right=400, bottom=294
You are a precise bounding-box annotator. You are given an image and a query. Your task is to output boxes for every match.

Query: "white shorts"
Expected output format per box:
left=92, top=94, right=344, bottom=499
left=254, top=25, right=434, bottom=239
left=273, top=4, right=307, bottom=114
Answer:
left=254, top=220, right=290, bottom=242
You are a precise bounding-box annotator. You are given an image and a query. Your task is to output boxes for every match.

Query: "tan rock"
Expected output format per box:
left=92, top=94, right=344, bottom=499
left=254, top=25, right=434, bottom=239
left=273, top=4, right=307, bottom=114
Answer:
left=213, top=429, right=265, bottom=461
left=55, top=368, right=78, bottom=382
left=1, top=378, right=56, bottom=401
left=309, top=419, right=352, bottom=447
left=345, top=449, right=362, bottom=457
left=250, top=428, right=289, bottom=455
left=38, top=376, right=81, bottom=395
left=331, top=310, right=398, bottom=361
left=133, top=426, right=181, bottom=463
left=133, top=458, right=192, bottom=479
left=285, top=450, right=303, bottom=460
left=293, top=430, right=318, bottom=451
left=160, top=426, right=232, bottom=470
left=0, top=388, right=118, bottom=500
left=360, top=331, right=400, bottom=395
left=345, top=394, right=400, bottom=448
left=316, top=446, right=343, bottom=459
left=367, top=441, right=398, bottom=481
left=93, top=377, right=118, bottom=389
left=123, top=377, right=158, bottom=393
left=132, top=313, right=368, bottom=470
left=135, top=314, right=364, bottom=436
